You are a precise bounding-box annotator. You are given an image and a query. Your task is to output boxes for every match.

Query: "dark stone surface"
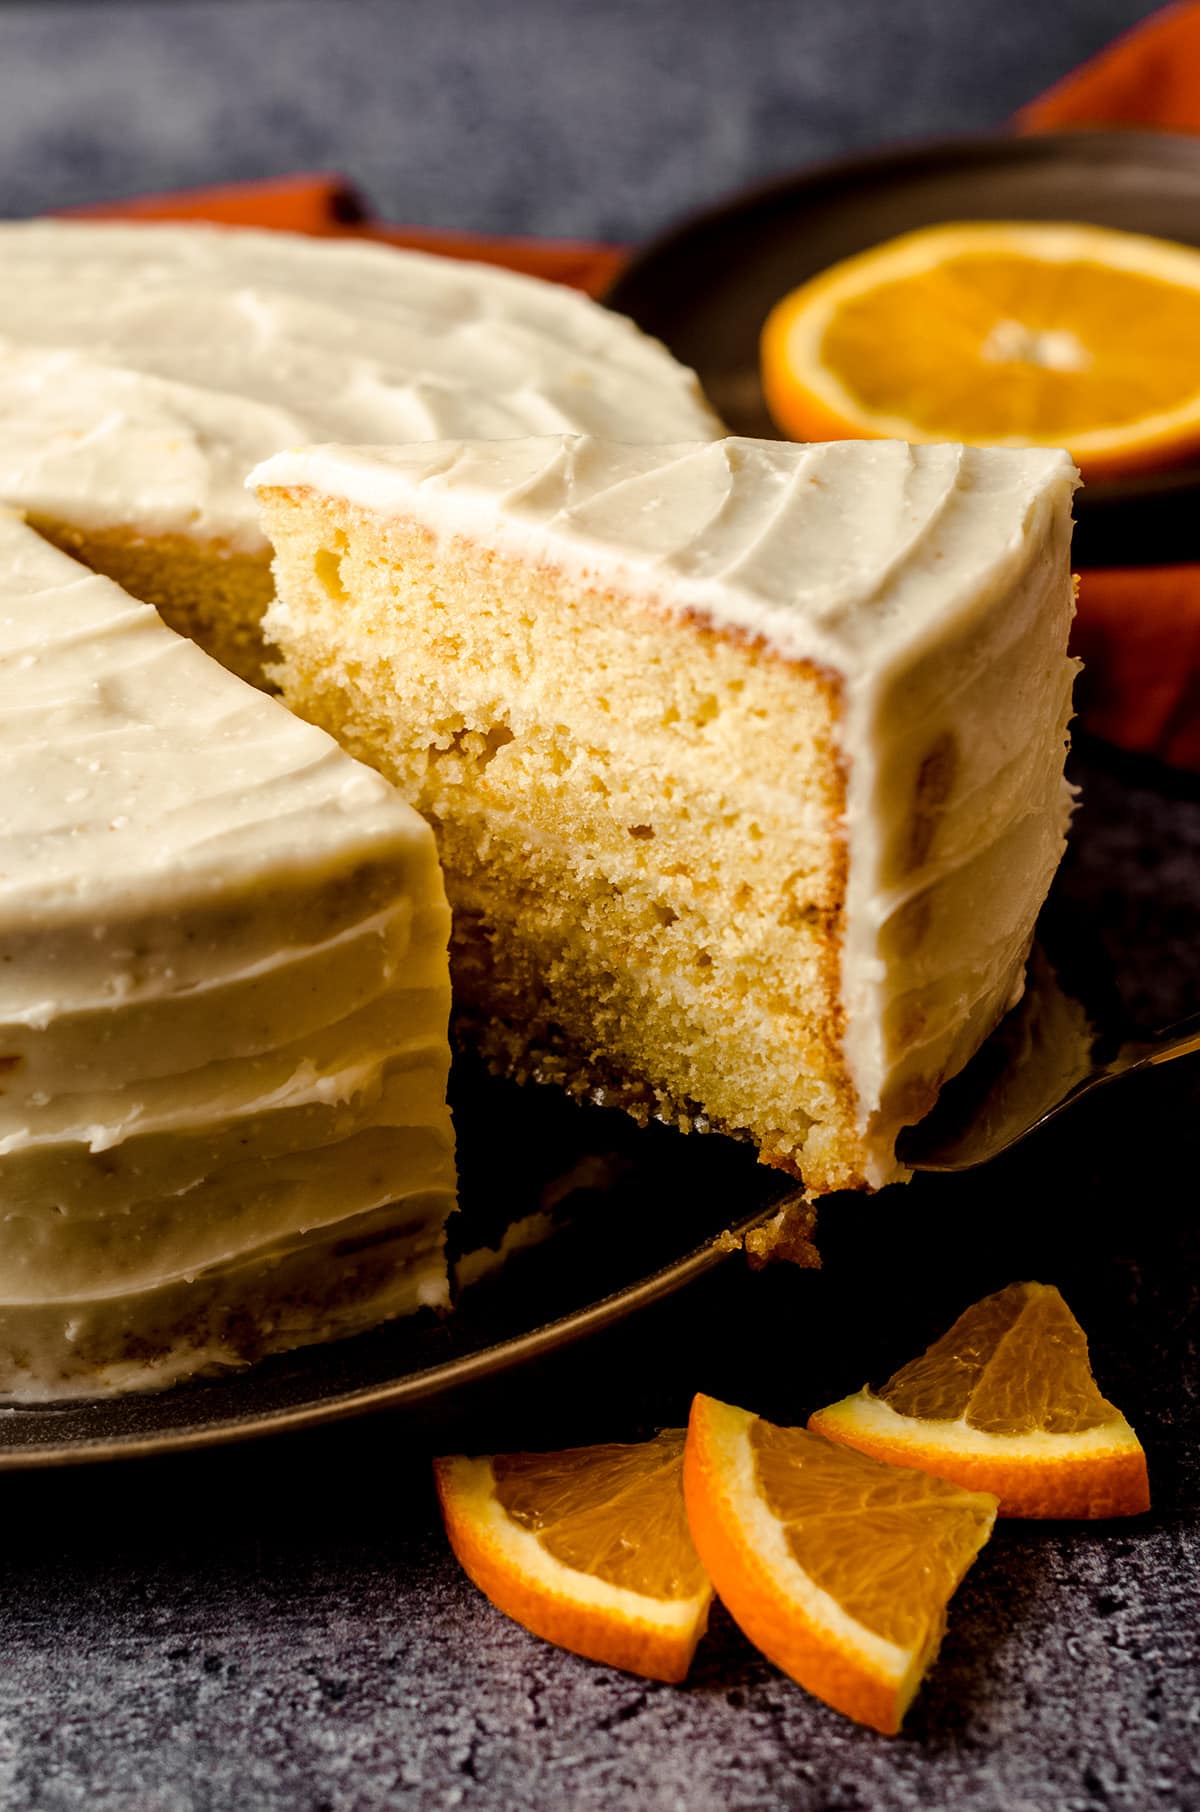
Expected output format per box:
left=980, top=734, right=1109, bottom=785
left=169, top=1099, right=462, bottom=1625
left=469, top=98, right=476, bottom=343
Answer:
left=0, top=776, right=1196, bottom=1812
left=0, top=4, right=1197, bottom=1808
left=0, top=0, right=1167, bottom=238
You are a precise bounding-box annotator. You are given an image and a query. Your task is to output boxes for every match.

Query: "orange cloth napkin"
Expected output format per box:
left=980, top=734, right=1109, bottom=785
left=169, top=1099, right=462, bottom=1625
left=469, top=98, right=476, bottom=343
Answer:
left=63, top=1, right=1200, bottom=768
left=1016, top=1, right=1200, bottom=134
left=1011, top=0, right=1200, bottom=771
left=68, top=171, right=627, bottom=297
left=1072, top=565, right=1200, bottom=769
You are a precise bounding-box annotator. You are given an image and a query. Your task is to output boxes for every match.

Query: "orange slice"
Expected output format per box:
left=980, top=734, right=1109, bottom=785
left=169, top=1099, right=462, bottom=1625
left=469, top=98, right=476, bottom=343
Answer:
left=683, top=1393, right=997, bottom=1733
left=433, top=1430, right=713, bottom=1682
left=761, top=220, right=1200, bottom=479
left=809, top=1281, right=1150, bottom=1520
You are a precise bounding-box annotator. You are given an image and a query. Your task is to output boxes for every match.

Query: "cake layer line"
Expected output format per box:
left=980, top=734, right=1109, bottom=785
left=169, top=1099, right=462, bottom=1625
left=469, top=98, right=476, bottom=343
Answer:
left=0, top=1052, right=452, bottom=1216
left=0, top=1124, right=455, bottom=1303
left=0, top=1199, right=451, bottom=1401
left=0, top=990, right=449, bottom=1154
left=0, top=902, right=428, bottom=1097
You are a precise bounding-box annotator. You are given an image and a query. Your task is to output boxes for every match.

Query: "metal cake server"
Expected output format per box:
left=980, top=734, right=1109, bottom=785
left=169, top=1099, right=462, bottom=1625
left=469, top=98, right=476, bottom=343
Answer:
left=897, top=942, right=1200, bottom=1173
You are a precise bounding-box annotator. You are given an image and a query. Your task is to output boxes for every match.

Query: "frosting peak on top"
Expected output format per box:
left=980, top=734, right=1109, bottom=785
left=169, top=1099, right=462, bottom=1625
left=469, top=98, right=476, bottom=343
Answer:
left=0, top=222, right=719, bottom=552
left=250, top=435, right=1078, bottom=675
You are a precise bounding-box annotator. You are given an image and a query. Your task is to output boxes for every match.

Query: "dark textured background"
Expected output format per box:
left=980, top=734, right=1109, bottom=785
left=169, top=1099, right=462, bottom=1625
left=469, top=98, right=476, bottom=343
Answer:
left=1, top=3, right=1197, bottom=1809
left=0, top=0, right=1169, bottom=233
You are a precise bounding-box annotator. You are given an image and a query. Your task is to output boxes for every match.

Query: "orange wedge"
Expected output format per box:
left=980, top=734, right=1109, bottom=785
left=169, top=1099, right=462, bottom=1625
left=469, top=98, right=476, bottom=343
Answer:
left=809, top=1281, right=1149, bottom=1520
left=433, top=1430, right=713, bottom=1682
left=761, top=220, right=1200, bottom=479
left=683, top=1394, right=997, bottom=1733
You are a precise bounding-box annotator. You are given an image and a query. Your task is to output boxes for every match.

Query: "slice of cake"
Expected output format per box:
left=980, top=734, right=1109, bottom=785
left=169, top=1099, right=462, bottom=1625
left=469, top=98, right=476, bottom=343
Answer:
left=252, top=435, right=1079, bottom=1195
left=0, top=221, right=719, bottom=685
left=0, top=511, right=455, bottom=1399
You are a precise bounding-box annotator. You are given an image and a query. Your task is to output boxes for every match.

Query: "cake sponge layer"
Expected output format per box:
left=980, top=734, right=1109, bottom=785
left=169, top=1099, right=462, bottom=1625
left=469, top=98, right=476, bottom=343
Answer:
left=253, top=435, right=1078, bottom=1192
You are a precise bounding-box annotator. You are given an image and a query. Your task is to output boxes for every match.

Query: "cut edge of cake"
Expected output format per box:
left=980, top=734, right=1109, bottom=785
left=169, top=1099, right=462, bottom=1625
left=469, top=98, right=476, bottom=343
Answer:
left=250, top=435, right=1079, bottom=1195
left=27, top=513, right=275, bottom=688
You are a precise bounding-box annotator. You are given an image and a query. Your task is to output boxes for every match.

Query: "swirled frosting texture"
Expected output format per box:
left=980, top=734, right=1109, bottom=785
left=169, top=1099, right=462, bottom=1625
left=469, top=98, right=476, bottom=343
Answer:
left=0, top=511, right=456, bottom=1397
left=0, top=222, right=719, bottom=554
left=252, top=436, right=1079, bottom=1183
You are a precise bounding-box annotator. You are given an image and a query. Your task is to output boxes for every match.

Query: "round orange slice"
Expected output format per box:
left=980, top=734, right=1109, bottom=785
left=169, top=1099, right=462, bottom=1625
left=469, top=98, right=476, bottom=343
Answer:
left=761, top=220, right=1200, bottom=479
left=809, top=1281, right=1150, bottom=1520
left=433, top=1430, right=713, bottom=1682
left=683, top=1393, right=997, bottom=1734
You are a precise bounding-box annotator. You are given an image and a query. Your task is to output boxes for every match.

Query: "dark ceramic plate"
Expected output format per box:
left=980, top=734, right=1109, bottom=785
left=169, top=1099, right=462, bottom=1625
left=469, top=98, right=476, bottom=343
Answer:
left=607, top=129, right=1200, bottom=568
left=0, top=1059, right=796, bottom=1469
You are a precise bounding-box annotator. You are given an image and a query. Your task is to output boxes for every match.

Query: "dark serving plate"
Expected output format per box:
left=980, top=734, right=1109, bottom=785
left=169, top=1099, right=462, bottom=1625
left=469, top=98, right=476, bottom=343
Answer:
left=607, top=129, right=1200, bottom=569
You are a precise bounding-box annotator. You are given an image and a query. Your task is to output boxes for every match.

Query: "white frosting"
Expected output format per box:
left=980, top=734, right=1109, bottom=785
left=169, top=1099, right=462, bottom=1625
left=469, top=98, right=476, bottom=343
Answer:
left=251, top=435, right=1079, bottom=1183
left=249, top=435, right=1072, bottom=671
left=0, top=511, right=456, bottom=1396
left=0, top=222, right=719, bottom=554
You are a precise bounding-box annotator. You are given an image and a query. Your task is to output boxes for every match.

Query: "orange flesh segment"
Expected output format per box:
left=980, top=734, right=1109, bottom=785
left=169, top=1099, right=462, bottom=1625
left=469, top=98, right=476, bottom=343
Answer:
left=761, top=220, right=1200, bottom=477
left=878, top=1281, right=1121, bottom=1435
left=493, top=1431, right=708, bottom=1599
left=819, top=255, right=1200, bottom=441
left=809, top=1282, right=1150, bottom=1520
left=749, top=1420, right=998, bottom=1652
left=434, top=1430, right=713, bottom=1683
left=682, top=1395, right=997, bottom=1733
